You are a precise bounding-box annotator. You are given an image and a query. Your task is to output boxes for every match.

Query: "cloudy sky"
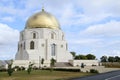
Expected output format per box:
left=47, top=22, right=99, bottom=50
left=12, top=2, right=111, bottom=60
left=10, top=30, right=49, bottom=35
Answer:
left=0, top=0, right=120, bottom=60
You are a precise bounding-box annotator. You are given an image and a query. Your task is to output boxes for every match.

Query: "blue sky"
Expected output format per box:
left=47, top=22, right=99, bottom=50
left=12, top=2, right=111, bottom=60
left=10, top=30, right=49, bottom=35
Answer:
left=0, top=0, right=120, bottom=60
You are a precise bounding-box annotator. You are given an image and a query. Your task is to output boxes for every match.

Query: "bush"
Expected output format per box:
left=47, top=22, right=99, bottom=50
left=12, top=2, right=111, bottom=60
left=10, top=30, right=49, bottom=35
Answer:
left=21, top=66, right=25, bottom=71
left=13, top=66, right=26, bottom=71
left=0, top=68, right=7, bottom=72
left=55, top=68, right=81, bottom=72
left=7, top=68, right=14, bottom=76
left=33, top=66, right=39, bottom=70
left=90, top=69, right=99, bottom=73
left=7, top=63, right=13, bottom=76
left=92, top=64, right=97, bottom=66
left=42, top=68, right=81, bottom=72
left=81, top=63, right=85, bottom=68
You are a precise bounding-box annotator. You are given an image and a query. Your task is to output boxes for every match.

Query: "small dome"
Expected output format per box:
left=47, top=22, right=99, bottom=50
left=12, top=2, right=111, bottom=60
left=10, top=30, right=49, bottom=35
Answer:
left=25, top=8, right=60, bottom=29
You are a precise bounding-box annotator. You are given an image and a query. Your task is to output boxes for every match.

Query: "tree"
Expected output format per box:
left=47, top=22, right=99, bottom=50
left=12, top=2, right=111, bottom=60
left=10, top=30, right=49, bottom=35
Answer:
left=114, top=56, right=120, bottom=62
left=86, top=54, right=96, bottom=60
left=74, top=55, right=80, bottom=60
left=50, top=58, right=56, bottom=67
left=27, top=62, right=34, bottom=74
left=108, top=56, right=115, bottom=62
left=100, top=56, right=108, bottom=62
left=41, top=58, right=44, bottom=69
left=75, top=55, right=87, bottom=60
left=6, top=60, right=13, bottom=76
left=79, top=55, right=87, bottom=60
left=70, top=52, right=76, bottom=59
left=50, top=58, right=56, bottom=72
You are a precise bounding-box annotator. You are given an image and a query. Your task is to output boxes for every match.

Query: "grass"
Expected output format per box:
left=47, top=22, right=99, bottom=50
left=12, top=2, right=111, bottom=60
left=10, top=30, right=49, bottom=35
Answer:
left=0, top=70, right=94, bottom=80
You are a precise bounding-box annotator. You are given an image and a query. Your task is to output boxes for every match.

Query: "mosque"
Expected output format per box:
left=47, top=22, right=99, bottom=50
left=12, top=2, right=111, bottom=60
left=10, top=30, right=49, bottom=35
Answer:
left=13, top=8, right=99, bottom=68
left=13, top=8, right=73, bottom=68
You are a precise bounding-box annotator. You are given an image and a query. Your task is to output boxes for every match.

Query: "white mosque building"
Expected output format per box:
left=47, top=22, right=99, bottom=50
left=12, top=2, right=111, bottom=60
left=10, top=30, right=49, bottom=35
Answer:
left=13, top=8, right=99, bottom=68
left=13, top=8, right=73, bottom=68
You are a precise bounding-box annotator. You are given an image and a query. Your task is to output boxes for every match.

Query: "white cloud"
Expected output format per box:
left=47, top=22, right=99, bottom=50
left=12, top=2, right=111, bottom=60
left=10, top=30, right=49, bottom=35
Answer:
left=0, top=23, right=19, bottom=45
left=48, top=0, right=120, bottom=28
left=78, top=0, right=120, bottom=16
left=0, top=53, right=14, bottom=60
left=81, top=20, right=120, bottom=36
left=68, top=38, right=101, bottom=45
left=0, top=0, right=119, bottom=26
left=1, top=16, right=14, bottom=22
left=106, top=50, right=120, bottom=57
left=0, top=23, right=19, bottom=60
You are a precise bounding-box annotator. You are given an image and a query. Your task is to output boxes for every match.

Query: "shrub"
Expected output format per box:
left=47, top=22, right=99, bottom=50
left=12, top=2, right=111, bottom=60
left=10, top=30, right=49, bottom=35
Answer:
left=33, top=66, right=39, bottom=70
left=43, top=68, right=81, bottom=72
left=86, top=70, right=89, bottom=73
left=81, top=63, right=84, bottom=68
left=0, top=68, right=7, bottom=72
left=27, top=62, right=34, bottom=74
left=21, top=66, right=25, bottom=71
left=90, top=69, right=99, bottom=73
left=92, top=64, right=97, bottom=66
left=7, top=61, right=13, bottom=76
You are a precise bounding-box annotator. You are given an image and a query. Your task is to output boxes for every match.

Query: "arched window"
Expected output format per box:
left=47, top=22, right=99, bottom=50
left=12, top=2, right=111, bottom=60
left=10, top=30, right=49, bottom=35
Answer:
left=24, top=42, right=25, bottom=49
left=51, top=33, right=54, bottom=39
left=21, top=44, right=22, bottom=49
left=66, top=43, right=68, bottom=50
left=51, top=32, right=56, bottom=39
left=30, top=41, right=34, bottom=49
left=33, top=33, right=36, bottom=39
left=51, top=44, right=56, bottom=56
left=62, top=35, right=64, bottom=40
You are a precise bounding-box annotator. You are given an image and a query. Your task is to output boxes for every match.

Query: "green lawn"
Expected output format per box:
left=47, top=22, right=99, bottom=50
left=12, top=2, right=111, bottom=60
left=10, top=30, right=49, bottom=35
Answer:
left=0, top=70, right=94, bottom=80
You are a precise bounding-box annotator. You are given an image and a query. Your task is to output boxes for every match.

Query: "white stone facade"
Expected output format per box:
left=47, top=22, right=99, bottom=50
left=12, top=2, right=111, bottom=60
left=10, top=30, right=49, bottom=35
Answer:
left=13, top=8, right=100, bottom=68
left=69, top=60, right=99, bottom=67
left=14, top=28, right=73, bottom=67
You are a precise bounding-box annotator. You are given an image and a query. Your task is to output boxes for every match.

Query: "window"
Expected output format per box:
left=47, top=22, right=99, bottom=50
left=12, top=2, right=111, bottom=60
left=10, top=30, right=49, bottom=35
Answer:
left=41, top=44, right=44, bottom=47
left=24, top=42, right=25, bottom=49
left=33, top=33, right=36, bottom=39
left=51, top=33, right=54, bottom=39
left=30, top=41, right=34, bottom=49
left=51, top=44, right=56, bottom=56
left=61, top=45, right=63, bottom=48
left=32, top=32, right=38, bottom=39
left=51, top=32, right=56, bottom=39
left=62, top=35, right=64, bottom=40
left=21, top=44, right=22, bottom=48
left=66, top=44, right=68, bottom=50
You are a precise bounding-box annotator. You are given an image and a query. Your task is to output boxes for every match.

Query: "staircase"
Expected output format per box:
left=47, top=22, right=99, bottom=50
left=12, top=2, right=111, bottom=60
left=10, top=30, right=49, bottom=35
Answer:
left=55, top=62, right=73, bottom=67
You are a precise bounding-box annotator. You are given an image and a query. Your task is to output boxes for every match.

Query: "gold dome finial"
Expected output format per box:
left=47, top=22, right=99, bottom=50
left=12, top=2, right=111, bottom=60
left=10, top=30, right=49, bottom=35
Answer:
left=25, top=5, right=60, bottom=29
left=42, top=5, right=44, bottom=11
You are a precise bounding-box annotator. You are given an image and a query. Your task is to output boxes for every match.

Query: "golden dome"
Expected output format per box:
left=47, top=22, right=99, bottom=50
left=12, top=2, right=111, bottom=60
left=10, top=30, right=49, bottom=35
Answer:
left=25, top=8, right=60, bottom=29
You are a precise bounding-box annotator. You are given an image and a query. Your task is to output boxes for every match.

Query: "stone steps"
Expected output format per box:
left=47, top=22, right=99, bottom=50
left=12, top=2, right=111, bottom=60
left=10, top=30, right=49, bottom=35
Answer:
left=55, top=62, right=73, bottom=67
